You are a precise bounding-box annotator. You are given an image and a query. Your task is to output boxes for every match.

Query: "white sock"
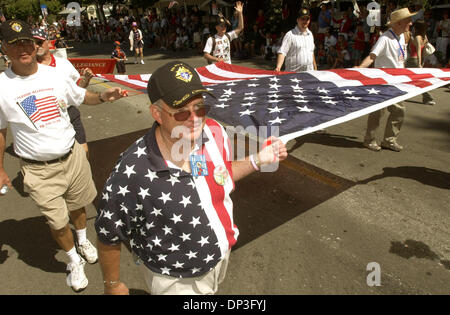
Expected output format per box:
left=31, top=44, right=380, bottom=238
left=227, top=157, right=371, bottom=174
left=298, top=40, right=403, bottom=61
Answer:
left=66, top=246, right=81, bottom=264
left=76, top=228, right=87, bottom=246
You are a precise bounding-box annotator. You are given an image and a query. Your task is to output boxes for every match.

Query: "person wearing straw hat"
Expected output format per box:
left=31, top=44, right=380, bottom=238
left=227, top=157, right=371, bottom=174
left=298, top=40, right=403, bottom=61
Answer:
left=356, top=7, right=417, bottom=152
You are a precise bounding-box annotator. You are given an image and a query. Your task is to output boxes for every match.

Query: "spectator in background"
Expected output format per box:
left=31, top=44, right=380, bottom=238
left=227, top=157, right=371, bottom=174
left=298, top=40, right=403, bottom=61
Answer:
left=245, top=24, right=264, bottom=57
left=256, top=9, right=265, bottom=29
left=129, top=21, right=145, bottom=64
left=111, top=41, right=127, bottom=74
left=352, top=23, right=366, bottom=66
left=424, top=10, right=436, bottom=45
left=317, top=3, right=332, bottom=42
left=406, top=20, right=435, bottom=105
left=436, top=11, right=450, bottom=63
left=332, top=34, right=351, bottom=68
left=323, top=27, right=337, bottom=52
left=334, top=11, right=353, bottom=40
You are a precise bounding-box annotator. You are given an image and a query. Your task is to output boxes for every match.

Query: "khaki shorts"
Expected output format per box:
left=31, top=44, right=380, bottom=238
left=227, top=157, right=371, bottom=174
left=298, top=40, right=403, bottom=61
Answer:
left=21, top=141, right=97, bottom=230
left=140, top=250, right=231, bottom=295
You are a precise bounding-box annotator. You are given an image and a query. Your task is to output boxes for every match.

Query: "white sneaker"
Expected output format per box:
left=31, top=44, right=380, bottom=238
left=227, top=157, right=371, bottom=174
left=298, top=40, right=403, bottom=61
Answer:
left=66, top=258, right=88, bottom=292
left=77, top=239, right=98, bottom=264
left=141, top=60, right=145, bottom=64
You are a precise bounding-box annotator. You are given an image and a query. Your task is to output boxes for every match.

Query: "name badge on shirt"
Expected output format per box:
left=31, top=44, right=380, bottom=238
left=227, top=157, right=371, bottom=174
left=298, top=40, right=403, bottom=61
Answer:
left=190, top=154, right=208, bottom=177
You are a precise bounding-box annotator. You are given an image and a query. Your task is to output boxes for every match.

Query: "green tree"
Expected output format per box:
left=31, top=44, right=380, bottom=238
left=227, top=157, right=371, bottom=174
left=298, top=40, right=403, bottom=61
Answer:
left=2, top=0, right=39, bottom=20
left=0, top=0, right=63, bottom=21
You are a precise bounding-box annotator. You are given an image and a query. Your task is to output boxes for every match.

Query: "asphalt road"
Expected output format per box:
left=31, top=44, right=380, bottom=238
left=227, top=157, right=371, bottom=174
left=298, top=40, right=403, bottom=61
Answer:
left=0, top=43, right=449, bottom=295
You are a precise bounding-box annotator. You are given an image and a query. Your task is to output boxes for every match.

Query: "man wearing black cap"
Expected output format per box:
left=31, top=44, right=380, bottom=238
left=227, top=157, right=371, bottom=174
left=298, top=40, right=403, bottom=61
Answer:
left=32, top=28, right=93, bottom=157
left=203, top=1, right=244, bottom=64
left=95, top=60, right=288, bottom=295
left=0, top=19, right=125, bottom=292
left=275, top=7, right=317, bottom=72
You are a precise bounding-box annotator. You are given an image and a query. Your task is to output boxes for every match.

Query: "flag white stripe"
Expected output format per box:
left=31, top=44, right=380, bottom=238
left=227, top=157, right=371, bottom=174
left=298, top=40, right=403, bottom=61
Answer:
left=308, top=70, right=363, bottom=87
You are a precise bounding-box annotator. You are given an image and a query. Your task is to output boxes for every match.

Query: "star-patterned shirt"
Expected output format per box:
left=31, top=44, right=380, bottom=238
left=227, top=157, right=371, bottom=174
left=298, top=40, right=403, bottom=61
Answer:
left=95, top=119, right=237, bottom=278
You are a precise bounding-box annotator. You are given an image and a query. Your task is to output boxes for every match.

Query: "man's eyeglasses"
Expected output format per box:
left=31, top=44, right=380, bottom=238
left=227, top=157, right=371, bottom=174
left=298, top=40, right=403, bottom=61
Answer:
left=34, top=39, right=45, bottom=46
left=156, top=103, right=210, bottom=121
left=10, top=39, right=35, bottom=46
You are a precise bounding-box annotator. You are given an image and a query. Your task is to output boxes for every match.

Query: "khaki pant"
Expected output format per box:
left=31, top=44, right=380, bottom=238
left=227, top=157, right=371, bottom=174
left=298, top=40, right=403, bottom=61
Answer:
left=21, top=141, right=97, bottom=230
left=140, top=250, right=231, bottom=295
left=364, top=102, right=405, bottom=144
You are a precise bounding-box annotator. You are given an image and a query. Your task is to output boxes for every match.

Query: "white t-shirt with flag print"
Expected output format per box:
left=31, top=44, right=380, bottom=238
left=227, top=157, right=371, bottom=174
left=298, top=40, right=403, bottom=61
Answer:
left=0, top=64, right=86, bottom=160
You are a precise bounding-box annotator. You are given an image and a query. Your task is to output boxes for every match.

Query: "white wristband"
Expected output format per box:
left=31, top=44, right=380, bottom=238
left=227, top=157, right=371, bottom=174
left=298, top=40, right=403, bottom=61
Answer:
left=249, top=154, right=260, bottom=171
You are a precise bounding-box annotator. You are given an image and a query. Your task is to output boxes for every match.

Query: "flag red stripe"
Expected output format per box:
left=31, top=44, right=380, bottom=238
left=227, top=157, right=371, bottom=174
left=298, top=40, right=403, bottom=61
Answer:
left=196, top=67, right=247, bottom=83
left=381, top=68, right=435, bottom=81
left=205, top=119, right=234, bottom=184
left=404, top=80, right=433, bottom=88
left=203, top=148, right=237, bottom=249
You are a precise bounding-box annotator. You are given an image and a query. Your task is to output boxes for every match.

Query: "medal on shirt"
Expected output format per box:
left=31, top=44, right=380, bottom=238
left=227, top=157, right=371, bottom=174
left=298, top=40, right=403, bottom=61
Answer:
left=58, top=99, right=68, bottom=112
left=190, top=154, right=208, bottom=177
left=213, top=165, right=228, bottom=186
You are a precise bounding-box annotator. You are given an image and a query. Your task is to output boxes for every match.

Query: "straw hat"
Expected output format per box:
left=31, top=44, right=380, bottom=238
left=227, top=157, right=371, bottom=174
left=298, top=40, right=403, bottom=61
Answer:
left=387, top=8, right=417, bottom=26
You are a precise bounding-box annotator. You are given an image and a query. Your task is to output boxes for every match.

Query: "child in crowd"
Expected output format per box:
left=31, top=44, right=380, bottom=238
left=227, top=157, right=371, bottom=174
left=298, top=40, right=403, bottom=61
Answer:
left=111, top=41, right=127, bottom=74
left=316, top=42, right=327, bottom=67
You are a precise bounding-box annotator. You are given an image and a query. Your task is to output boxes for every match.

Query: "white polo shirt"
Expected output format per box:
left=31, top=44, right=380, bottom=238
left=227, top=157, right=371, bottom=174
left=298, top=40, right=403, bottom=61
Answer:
left=278, top=26, right=315, bottom=72
left=371, top=29, right=407, bottom=68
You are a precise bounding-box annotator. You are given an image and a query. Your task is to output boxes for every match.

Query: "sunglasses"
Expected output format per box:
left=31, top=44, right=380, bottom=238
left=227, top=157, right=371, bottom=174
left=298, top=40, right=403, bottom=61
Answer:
left=157, top=103, right=210, bottom=121
left=10, top=39, right=35, bottom=46
left=34, top=39, right=45, bottom=45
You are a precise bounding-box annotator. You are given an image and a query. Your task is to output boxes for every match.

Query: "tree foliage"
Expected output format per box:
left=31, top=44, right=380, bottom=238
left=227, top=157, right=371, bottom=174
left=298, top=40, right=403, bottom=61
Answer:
left=0, top=0, right=63, bottom=20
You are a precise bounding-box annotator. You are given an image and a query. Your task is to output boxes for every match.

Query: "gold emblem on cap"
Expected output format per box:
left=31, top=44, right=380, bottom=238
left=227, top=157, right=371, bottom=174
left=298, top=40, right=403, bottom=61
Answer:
left=11, top=22, right=22, bottom=33
left=175, top=66, right=193, bottom=83
left=302, top=9, right=308, bottom=14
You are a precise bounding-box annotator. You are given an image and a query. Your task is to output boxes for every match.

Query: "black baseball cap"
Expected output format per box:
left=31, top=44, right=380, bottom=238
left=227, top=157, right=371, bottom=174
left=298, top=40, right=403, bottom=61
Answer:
left=297, top=8, right=311, bottom=19
left=212, top=15, right=231, bottom=27
left=147, top=61, right=215, bottom=108
left=0, top=19, right=34, bottom=44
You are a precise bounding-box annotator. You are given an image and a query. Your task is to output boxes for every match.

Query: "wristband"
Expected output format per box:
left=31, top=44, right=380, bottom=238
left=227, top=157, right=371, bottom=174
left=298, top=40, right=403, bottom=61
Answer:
left=249, top=154, right=260, bottom=171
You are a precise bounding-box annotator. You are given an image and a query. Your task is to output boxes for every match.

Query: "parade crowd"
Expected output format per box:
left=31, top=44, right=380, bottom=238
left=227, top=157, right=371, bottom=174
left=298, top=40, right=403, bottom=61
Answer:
left=23, top=1, right=449, bottom=70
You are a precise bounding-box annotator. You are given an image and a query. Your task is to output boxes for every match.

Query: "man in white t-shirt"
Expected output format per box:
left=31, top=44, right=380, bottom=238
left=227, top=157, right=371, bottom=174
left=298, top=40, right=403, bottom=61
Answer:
left=32, top=28, right=93, bottom=157
left=275, top=8, right=317, bottom=72
left=356, top=8, right=416, bottom=152
left=203, top=1, right=244, bottom=64
left=0, top=20, right=124, bottom=293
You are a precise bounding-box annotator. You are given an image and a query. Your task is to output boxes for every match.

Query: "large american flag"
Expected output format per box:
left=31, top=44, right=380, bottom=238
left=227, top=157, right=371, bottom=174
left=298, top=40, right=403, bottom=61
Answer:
left=20, top=95, right=61, bottom=124
left=97, top=62, right=450, bottom=142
